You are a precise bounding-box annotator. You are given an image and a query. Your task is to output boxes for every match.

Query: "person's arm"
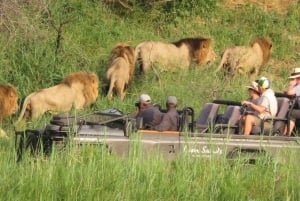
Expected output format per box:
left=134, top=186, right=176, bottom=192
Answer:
left=133, top=102, right=142, bottom=117
left=248, top=102, right=266, bottom=114
left=133, top=108, right=140, bottom=117
left=154, top=115, right=171, bottom=131
left=241, top=100, right=266, bottom=114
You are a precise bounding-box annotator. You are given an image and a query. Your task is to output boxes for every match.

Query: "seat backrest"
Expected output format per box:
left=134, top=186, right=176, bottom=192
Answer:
left=273, top=97, right=290, bottom=134
left=195, top=103, right=220, bottom=132
left=216, top=105, right=241, bottom=125
left=215, top=105, right=241, bottom=134
left=275, top=97, right=290, bottom=118
left=225, top=105, right=241, bottom=129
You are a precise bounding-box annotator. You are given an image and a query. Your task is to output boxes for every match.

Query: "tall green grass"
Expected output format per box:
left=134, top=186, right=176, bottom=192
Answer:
left=1, top=139, right=300, bottom=200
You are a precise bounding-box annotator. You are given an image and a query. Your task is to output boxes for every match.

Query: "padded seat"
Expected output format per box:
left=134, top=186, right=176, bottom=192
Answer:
left=214, top=105, right=241, bottom=134
left=251, top=97, right=290, bottom=135
left=194, top=103, right=220, bottom=133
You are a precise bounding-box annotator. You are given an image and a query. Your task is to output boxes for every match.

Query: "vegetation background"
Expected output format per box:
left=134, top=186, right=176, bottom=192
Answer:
left=0, top=0, right=299, bottom=200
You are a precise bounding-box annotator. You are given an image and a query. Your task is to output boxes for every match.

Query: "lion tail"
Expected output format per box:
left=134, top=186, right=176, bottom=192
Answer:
left=215, top=49, right=228, bottom=72
left=106, top=75, right=116, bottom=101
left=134, top=43, right=141, bottom=61
left=16, top=93, right=33, bottom=123
left=134, top=43, right=144, bottom=74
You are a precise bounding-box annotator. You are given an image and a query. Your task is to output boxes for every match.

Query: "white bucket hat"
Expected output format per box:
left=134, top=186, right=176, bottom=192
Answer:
left=288, top=67, right=300, bottom=79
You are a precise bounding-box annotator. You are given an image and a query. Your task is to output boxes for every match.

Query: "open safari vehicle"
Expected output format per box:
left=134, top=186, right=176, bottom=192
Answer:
left=15, top=93, right=300, bottom=163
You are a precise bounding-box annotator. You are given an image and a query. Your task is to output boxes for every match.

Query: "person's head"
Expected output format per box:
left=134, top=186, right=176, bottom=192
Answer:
left=288, top=67, right=300, bottom=83
left=246, top=81, right=260, bottom=97
left=166, top=96, right=177, bottom=109
left=257, top=76, right=271, bottom=93
left=135, top=94, right=151, bottom=109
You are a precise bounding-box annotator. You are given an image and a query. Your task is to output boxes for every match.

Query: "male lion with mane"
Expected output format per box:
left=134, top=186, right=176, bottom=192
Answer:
left=106, top=43, right=135, bottom=100
left=215, top=36, right=272, bottom=76
left=135, top=37, right=216, bottom=75
left=17, top=71, right=99, bottom=121
left=0, top=84, right=18, bottom=120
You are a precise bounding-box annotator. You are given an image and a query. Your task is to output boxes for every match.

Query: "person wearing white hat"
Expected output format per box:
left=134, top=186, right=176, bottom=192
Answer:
left=234, top=80, right=261, bottom=117
left=154, top=96, right=179, bottom=131
left=241, top=76, right=277, bottom=135
left=135, top=94, right=162, bottom=129
left=283, top=67, right=300, bottom=135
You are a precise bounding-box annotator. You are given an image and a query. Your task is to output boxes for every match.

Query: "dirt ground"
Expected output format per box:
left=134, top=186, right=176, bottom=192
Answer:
left=223, top=0, right=299, bottom=14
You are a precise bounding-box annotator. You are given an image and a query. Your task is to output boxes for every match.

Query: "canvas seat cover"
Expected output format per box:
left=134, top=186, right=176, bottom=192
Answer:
left=195, top=103, right=220, bottom=133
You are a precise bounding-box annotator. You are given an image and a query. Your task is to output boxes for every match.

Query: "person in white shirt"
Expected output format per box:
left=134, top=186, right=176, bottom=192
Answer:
left=241, top=77, right=278, bottom=135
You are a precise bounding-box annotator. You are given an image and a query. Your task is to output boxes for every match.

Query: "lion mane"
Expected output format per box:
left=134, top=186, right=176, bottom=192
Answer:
left=215, top=36, right=272, bottom=75
left=17, top=71, right=99, bottom=121
left=135, top=37, right=216, bottom=74
left=62, top=71, right=99, bottom=106
left=0, top=84, right=18, bottom=120
left=106, top=43, right=135, bottom=100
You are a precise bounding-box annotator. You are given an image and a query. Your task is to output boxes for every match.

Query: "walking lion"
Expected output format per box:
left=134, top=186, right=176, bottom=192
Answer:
left=135, top=37, right=216, bottom=75
left=17, top=71, right=99, bottom=121
left=106, top=43, right=135, bottom=100
left=215, top=36, right=273, bottom=76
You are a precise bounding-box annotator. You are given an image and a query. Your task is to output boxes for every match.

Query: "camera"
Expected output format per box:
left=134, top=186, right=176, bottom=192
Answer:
left=135, top=102, right=140, bottom=108
left=240, top=104, right=250, bottom=115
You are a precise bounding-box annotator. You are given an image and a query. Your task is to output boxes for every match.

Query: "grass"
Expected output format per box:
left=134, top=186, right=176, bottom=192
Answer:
left=0, top=0, right=300, bottom=200
left=1, top=140, right=300, bottom=200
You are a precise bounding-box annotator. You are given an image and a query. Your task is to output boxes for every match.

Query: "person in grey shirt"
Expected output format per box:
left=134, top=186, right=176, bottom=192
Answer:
left=154, top=96, right=179, bottom=131
left=241, top=77, right=277, bottom=135
left=283, top=67, right=300, bottom=136
left=135, top=94, right=162, bottom=129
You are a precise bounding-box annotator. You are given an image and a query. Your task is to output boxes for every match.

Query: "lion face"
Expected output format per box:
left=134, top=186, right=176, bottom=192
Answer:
left=250, top=37, right=273, bottom=65
left=195, top=39, right=217, bottom=65
left=0, top=84, right=18, bottom=119
left=197, top=45, right=217, bottom=65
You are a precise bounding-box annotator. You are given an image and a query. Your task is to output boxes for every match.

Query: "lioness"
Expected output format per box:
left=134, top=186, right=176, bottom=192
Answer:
left=106, top=43, right=135, bottom=100
left=17, top=71, right=99, bottom=121
left=215, top=36, right=272, bottom=76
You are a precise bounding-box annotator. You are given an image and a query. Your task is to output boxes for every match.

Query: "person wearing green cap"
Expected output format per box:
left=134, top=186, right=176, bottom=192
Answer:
left=241, top=77, right=277, bottom=135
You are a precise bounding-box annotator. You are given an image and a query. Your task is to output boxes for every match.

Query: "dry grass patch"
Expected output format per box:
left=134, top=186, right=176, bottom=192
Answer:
left=223, top=0, right=298, bottom=14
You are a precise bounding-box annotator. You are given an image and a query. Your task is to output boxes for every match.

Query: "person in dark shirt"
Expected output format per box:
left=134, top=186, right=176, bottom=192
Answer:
left=154, top=96, right=179, bottom=131
left=246, top=81, right=260, bottom=104
left=135, top=94, right=162, bottom=129
left=244, top=80, right=261, bottom=113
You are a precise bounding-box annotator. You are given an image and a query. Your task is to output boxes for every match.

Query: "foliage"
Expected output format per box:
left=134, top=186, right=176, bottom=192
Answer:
left=1, top=139, right=300, bottom=200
